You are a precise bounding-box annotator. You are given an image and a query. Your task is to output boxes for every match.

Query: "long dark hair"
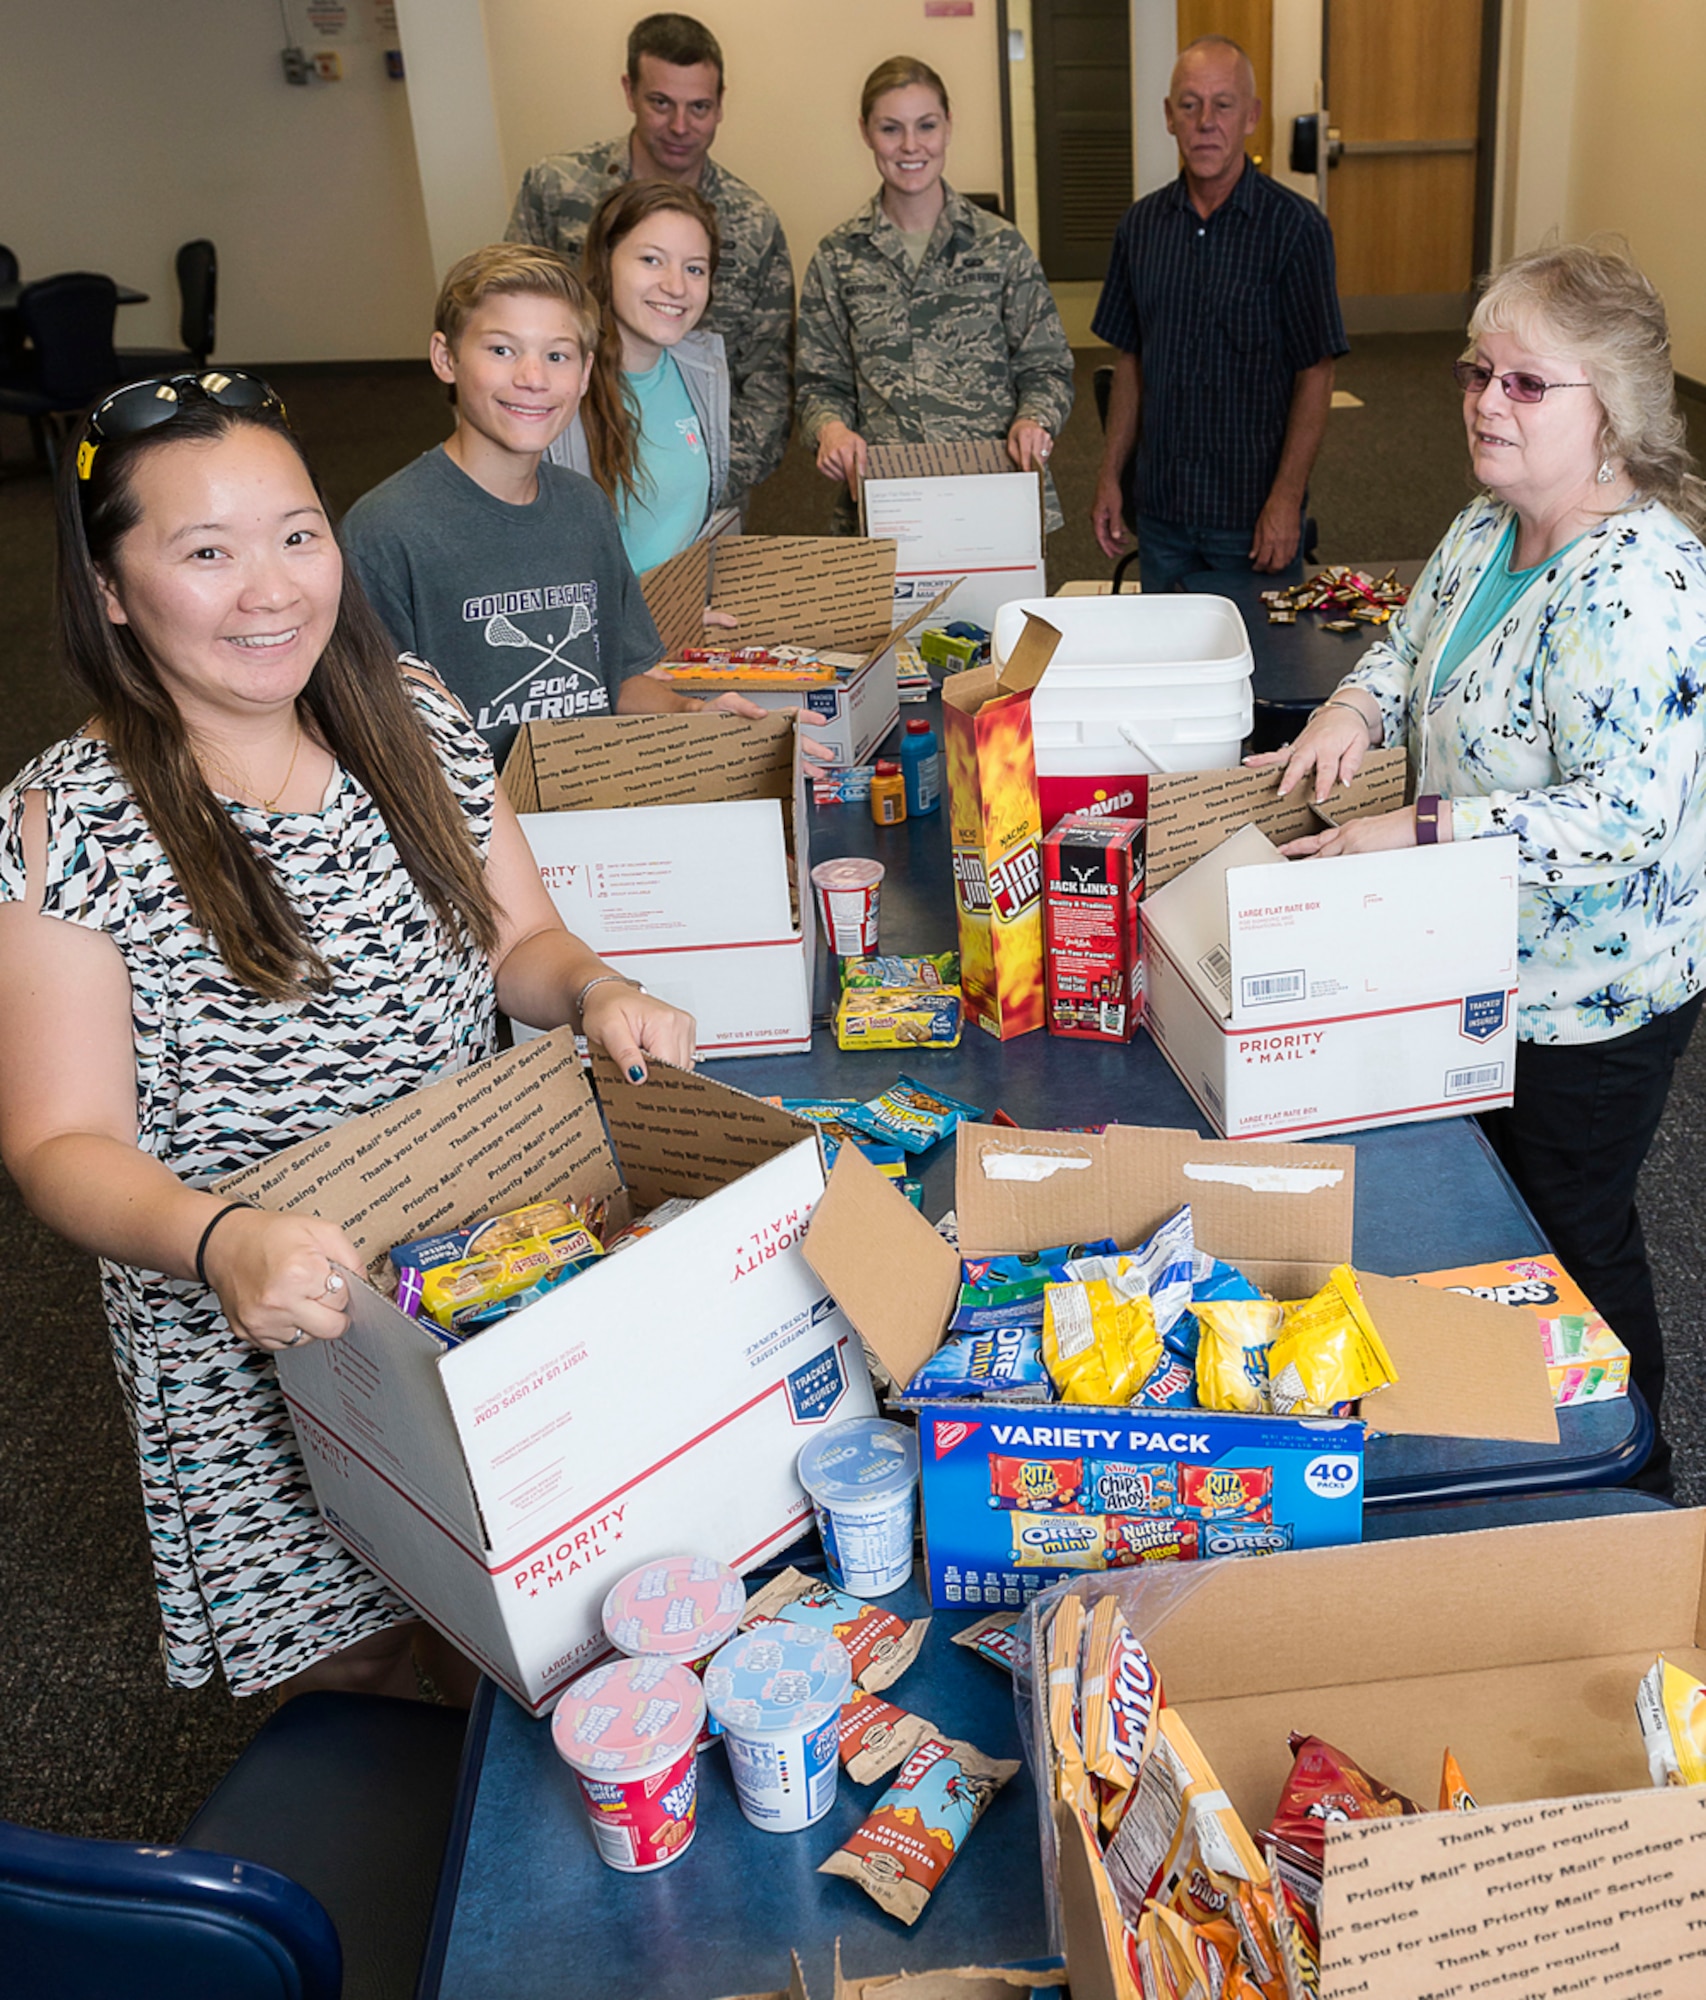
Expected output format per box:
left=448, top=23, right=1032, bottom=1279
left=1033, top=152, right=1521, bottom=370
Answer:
left=57, top=395, right=500, bottom=1001
left=578, top=179, right=719, bottom=508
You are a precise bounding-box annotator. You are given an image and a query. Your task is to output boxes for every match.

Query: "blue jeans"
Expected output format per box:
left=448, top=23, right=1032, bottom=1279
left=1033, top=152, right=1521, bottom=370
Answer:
left=1134, top=512, right=1305, bottom=596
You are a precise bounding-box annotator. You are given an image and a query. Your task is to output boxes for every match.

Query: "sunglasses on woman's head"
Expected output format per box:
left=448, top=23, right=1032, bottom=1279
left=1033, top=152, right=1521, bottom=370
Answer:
left=1451, top=360, right=1593, bottom=404
left=76, top=371, right=288, bottom=481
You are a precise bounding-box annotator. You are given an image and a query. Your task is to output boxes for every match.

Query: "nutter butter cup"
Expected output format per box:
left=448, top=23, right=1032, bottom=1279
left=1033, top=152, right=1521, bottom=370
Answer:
left=703, top=1623, right=853, bottom=1833
left=797, top=1416, right=920, bottom=1597
left=551, top=1655, right=705, bottom=1873
left=601, top=1554, right=747, bottom=1753
left=811, top=856, right=883, bottom=956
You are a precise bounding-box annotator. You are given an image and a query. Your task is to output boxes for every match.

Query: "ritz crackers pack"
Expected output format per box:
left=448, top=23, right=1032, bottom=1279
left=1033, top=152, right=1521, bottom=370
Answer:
left=940, top=617, right=1063, bottom=1041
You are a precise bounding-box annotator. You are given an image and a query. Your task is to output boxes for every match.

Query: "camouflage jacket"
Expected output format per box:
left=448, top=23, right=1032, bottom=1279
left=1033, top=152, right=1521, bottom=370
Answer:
left=505, top=137, right=794, bottom=505
left=796, top=186, right=1075, bottom=529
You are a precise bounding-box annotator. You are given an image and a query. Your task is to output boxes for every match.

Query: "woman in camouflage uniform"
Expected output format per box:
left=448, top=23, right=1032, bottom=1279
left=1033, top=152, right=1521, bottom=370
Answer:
left=797, top=57, right=1075, bottom=532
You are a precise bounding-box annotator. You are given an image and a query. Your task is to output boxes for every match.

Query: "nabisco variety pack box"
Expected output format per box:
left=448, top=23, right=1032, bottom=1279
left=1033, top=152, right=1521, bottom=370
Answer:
left=1043, top=812, right=1144, bottom=1042
left=640, top=534, right=953, bottom=768
left=940, top=618, right=1062, bottom=1040
left=1137, top=748, right=1521, bottom=1139
left=503, top=710, right=812, bottom=1058
left=222, top=1032, right=875, bottom=1715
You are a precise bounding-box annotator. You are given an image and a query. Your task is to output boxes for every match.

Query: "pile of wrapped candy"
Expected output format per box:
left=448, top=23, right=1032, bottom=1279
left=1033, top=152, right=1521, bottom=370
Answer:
left=1260, top=566, right=1409, bottom=633
left=1039, top=1592, right=1477, bottom=1998
left=660, top=644, right=867, bottom=686
left=899, top=1203, right=1399, bottom=1420
left=834, top=952, right=965, bottom=1051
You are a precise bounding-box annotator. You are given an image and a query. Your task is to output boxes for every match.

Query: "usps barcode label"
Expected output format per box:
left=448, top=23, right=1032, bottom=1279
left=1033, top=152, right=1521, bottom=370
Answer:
left=1197, top=944, right=1233, bottom=1005
left=1445, top=1061, right=1507, bottom=1096
left=1239, top=968, right=1306, bottom=1008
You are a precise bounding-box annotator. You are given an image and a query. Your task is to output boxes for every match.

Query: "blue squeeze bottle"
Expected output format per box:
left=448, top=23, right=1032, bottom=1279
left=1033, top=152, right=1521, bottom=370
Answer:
left=899, top=716, right=941, bottom=816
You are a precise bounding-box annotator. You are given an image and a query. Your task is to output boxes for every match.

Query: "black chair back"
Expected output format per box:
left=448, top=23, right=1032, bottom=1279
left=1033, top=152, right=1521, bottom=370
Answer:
left=19, top=273, right=119, bottom=406
left=0, top=243, right=19, bottom=290
left=176, top=239, right=216, bottom=363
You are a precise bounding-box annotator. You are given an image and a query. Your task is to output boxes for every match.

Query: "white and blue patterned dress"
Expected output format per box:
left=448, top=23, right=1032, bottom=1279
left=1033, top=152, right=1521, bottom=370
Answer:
left=1344, top=497, right=1706, bottom=1044
left=0, top=679, right=498, bottom=1693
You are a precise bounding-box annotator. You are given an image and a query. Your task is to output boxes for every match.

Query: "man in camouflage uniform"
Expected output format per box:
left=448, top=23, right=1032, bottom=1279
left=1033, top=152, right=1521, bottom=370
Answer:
left=505, top=13, right=793, bottom=508
left=796, top=185, right=1075, bottom=532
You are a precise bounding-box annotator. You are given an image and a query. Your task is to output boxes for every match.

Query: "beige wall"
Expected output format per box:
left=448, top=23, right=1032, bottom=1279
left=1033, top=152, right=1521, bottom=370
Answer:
left=483, top=0, right=1004, bottom=283
left=0, top=0, right=437, bottom=364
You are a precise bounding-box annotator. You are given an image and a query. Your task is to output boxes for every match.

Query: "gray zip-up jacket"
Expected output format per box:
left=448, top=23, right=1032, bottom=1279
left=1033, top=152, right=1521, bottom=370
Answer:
left=548, top=328, right=732, bottom=546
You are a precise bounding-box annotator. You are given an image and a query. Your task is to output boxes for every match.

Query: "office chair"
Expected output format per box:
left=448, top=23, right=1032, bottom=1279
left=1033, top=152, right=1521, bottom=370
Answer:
left=0, top=244, right=24, bottom=381
left=0, top=1690, right=470, bottom=2000
left=118, top=237, right=219, bottom=373
left=0, top=272, right=119, bottom=473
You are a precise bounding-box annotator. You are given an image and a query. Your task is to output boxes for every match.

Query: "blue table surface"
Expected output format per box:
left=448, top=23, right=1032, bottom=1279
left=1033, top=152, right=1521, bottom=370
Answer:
left=425, top=707, right=1652, bottom=1995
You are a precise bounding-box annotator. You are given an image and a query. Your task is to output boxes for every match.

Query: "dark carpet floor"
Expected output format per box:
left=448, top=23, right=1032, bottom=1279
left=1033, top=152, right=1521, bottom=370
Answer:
left=1, top=337, right=1702, bottom=1842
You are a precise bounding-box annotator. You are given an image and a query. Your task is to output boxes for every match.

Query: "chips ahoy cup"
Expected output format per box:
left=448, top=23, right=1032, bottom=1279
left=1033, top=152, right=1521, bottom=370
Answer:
left=551, top=1655, right=706, bottom=1873
left=601, top=1554, right=747, bottom=1753
left=797, top=1416, right=921, bottom=1597
left=703, top=1623, right=853, bottom=1833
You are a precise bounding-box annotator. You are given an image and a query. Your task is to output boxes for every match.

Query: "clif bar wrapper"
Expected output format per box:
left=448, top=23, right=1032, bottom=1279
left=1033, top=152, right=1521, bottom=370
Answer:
left=740, top=1567, right=928, bottom=1693
left=949, top=1610, right=1022, bottom=1675
left=837, top=1691, right=939, bottom=1785
left=819, top=1734, right=1018, bottom=1925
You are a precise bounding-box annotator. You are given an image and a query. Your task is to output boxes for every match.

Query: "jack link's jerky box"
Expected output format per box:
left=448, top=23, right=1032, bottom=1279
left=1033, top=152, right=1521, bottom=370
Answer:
left=219, top=1031, right=876, bottom=1716
left=941, top=614, right=1063, bottom=1040
left=804, top=1124, right=1561, bottom=1610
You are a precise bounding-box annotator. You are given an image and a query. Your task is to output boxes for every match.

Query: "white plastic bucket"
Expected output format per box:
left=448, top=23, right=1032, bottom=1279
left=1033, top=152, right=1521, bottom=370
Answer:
left=993, top=595, right=1254, bottom=824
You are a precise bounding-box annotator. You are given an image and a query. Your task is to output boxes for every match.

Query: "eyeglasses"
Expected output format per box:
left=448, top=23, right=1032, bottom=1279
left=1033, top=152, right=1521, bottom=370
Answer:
left=1452, top=360, right=1593, bottom=404
left=76, top=371, right=287, bottom=481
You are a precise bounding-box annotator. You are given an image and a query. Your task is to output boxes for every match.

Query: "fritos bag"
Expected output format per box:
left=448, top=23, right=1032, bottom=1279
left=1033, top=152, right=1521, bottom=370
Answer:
left=1078, top=1594, right=1163, bottom=1834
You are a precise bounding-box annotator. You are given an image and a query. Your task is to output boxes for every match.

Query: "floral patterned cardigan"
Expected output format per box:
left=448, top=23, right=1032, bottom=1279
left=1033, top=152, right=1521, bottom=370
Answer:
left=1342, top=495, right=1706, bottom=1044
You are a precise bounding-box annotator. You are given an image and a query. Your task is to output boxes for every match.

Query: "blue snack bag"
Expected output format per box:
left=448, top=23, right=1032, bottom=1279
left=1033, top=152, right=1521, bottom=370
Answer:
left=903, top=1325, right=1051, bottom=1401
left=1066, top=1205, right=1197, bottom=1350
left=949, top=1237, right=1120, bottom=1333
left=1171, top=1251, right=1267, bottom=1361
left=856, top=1076, right=986, bottom=1154
left=1132, top=1352, right=1198, bottom=1407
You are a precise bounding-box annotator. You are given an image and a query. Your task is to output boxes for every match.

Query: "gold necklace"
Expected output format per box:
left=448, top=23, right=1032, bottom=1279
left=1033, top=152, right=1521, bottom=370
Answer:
left=257, top=725, right=305, bottom=810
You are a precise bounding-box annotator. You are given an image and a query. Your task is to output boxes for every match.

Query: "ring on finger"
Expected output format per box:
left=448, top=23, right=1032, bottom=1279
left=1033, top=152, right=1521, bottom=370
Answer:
left=319, top=1266, right=345, bottom=1302
left=286, top=1328, right=309, bottom=1348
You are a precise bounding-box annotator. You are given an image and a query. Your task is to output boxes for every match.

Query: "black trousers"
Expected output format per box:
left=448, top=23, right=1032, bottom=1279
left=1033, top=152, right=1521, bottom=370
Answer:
left=1477, top=991, right=1704, bottom=1496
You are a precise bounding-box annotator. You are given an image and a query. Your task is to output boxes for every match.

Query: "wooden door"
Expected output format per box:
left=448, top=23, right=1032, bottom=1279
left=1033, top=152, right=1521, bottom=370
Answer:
left=1176, top=0, right=1274, bottom=173
left=1033, top=0, right=1133, bottom=281
left=1326, top=0, right=1491, bottom=328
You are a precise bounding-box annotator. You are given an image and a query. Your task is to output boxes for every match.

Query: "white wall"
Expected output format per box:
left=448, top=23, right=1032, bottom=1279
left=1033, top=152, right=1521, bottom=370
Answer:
left=0, top=0, right=437, bottom=364
left=481, top=0, right=1004, bottom=280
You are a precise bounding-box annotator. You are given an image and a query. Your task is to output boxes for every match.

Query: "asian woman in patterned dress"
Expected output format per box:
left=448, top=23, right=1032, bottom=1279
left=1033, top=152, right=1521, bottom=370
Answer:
left=0, top=374, right=696, bottom=1702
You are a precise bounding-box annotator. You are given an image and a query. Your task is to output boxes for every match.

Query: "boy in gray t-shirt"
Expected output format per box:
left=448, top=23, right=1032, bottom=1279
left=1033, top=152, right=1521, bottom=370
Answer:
left=344, top=244, right=776, bottom=770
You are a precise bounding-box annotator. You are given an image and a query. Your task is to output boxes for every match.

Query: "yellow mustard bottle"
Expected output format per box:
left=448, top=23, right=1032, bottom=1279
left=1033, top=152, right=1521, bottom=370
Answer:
left=869, top=759, right=907, bottom=826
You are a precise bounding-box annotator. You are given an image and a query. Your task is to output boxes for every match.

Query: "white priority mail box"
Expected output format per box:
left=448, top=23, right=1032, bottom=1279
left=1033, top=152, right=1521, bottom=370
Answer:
left=1143, top=820, right=1520, bottom=1139
left=219, top=1032, right=876, bottom=1715
left=503, top=709, right=813, bottom=1057
left=860, top=439, right=1046, bottom=634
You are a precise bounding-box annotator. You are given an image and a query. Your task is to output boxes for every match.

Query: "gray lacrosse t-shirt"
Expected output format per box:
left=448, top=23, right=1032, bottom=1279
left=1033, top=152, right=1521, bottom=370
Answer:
left=342, top=445, right=663, bottom=767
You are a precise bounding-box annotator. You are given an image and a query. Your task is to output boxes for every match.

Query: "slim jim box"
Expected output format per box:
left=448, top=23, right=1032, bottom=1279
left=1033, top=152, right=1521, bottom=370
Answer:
left=220, top=1031, right=876, bottom=1715
left=941, top=616, right=1063, bottom=1040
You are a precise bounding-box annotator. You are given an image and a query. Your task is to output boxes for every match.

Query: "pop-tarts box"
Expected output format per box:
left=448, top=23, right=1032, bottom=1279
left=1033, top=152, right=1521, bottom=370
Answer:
left=804, top=1124, right=1562, bottom=1610
left=910, top=1403, right=1363, bottom=1608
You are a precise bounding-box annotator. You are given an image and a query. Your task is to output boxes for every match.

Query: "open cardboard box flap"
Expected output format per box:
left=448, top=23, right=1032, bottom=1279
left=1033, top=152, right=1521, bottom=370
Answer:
left=500, top=708, right=796, bottom=818
left=1144, top=745, right=1409, bottom=891
left=1057, top=1509, right=1706, bottom=1999
left=724, top=1945, right=1061, bottom=2000
left=807, top=1122, right=1558, bottom=1442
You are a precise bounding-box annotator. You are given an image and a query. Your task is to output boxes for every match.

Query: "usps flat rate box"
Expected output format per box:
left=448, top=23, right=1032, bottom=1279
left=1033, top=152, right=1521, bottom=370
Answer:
left=503, top=709, right=812, bottom=1057
left=219, top=1033, right=875, bottom=1716
left=860, top=439, right=1047, bottom=633
left=1143, top=821, right=1519, bottom=1139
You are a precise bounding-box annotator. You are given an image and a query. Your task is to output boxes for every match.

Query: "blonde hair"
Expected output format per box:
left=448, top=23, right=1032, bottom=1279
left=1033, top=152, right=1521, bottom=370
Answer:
left=433, top=243, right=598, bottom=355
left=860, top=56, right=950, bottom=124
left=1469, top=240, right=1706, bottom=536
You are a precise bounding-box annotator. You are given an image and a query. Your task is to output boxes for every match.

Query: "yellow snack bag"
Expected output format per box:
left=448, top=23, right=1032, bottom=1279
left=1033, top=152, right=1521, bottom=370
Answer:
left=1045, top=1594, right=1095, bottom=1821
left=1193, top=1299, right=1283, bottom=1413
left=1079, top=1593, right=1163, bottom=1835
left=1266, top=1265, right=1399, bottom=1415
left=1043, top=1278, right=1164, bottom=1405
left=1636, top=1655, right=1706, bottom=1786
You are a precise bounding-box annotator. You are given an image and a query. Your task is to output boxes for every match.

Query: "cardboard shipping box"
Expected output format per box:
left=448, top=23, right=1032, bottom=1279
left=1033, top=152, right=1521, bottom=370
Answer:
left=220, top=1031, right=876, bottom=1716
left=728, top=1945, right=1063, bottom=2000
left=503, top=709, right=812, bottom=1057
left=1050, top=1508, right=1706, bottom=2000
left=1138, top=749, right=1521, bottom=1138
left=805, top=1121, right=1560, bottom=1607
left=643, top=535, right=953, bottom=767
left=859, top=439, right=1047, bottom=632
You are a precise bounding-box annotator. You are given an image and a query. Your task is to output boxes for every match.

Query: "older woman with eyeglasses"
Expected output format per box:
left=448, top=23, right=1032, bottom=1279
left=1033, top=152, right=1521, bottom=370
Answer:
left=0, top=371, right=695, bottom=1702
left=1252, top=243, right=1706, bottom=1496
